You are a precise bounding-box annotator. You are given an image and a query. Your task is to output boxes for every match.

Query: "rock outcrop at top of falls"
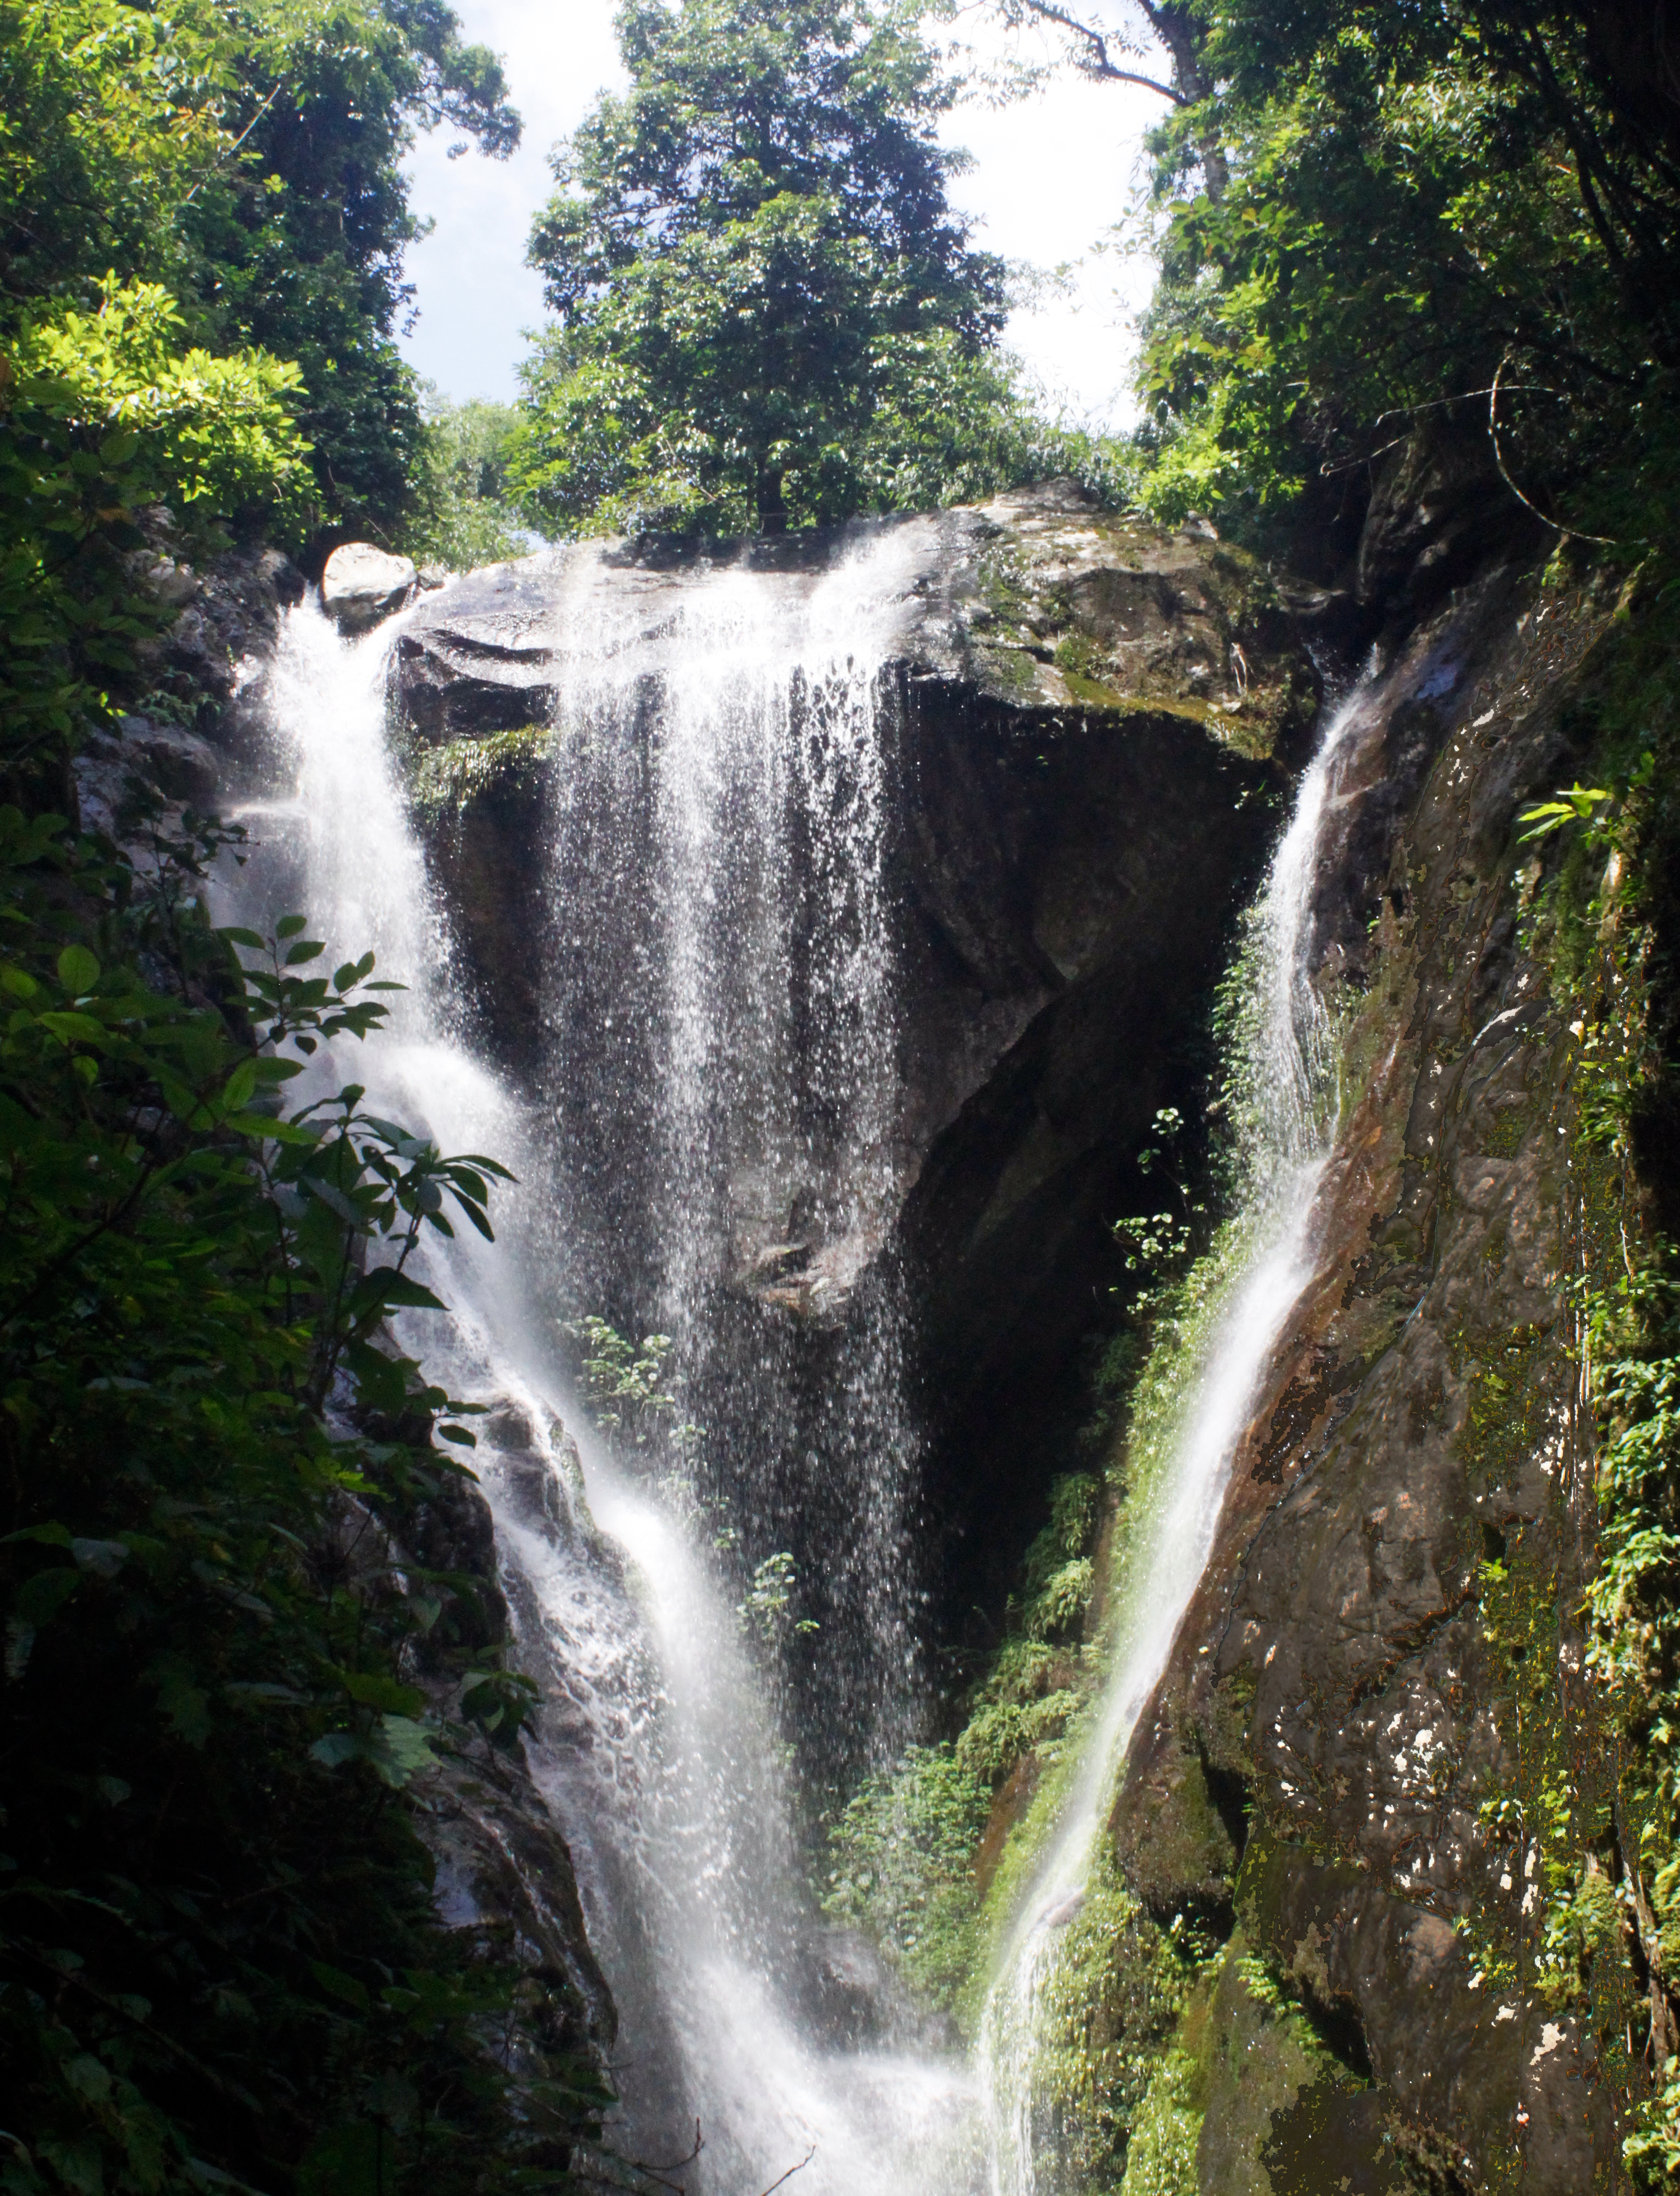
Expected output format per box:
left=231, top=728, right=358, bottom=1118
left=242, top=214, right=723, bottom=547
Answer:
left=391, top=485, right=1318, bottom=746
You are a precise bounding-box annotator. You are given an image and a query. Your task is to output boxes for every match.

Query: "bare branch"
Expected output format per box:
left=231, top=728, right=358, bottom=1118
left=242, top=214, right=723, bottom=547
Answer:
left=1488, top=357, right=1639, bottom=546
left=756, top=2146, right=818, bottom=2196
left=1012, top=0, right=1186, bottom=101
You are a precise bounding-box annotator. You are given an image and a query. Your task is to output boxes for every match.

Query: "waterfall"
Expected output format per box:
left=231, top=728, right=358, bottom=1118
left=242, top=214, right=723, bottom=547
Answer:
left=536, top=536, right=930, bottom=1771
left=223, top=546, right=1367, bottom=2196
left=974, top=682, right=1368, bottom=2195
left=222, top=541, right=978, bottom=2196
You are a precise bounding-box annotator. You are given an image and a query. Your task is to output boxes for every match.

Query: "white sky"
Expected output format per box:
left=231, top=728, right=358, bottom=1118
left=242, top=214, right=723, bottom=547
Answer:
left=397, top=2, right=1167, bottom=426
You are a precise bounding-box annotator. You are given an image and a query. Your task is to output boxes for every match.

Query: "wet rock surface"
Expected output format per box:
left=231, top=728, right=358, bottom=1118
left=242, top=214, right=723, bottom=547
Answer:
left=76, top=525, right=306, bottom=843
left=1107, top=560, right=1630, bottom=2190
left=392, top=483, right=1313, bottom=750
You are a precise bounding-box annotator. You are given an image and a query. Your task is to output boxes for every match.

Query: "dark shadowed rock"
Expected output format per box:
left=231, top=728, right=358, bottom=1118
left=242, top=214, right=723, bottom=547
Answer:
left=1356, top=420, right=1546, bottom=616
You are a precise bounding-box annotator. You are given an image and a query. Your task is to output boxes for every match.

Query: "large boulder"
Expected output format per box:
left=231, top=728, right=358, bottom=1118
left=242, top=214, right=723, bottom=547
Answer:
left=322, top=541, right=416, bottom=633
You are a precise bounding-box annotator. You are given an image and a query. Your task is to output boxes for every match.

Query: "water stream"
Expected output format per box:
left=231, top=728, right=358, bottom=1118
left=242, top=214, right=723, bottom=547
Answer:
left=977, top=682, right=1366, bottom=2195
left=221, top=553, right=1368, bottom=2195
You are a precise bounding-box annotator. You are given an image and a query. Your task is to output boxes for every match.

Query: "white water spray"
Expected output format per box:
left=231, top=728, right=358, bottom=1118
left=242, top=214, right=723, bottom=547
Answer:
left=975, top=684, right=1369, bottom=2196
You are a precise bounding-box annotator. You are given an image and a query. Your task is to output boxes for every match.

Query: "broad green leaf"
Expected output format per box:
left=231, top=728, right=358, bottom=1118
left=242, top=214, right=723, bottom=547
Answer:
left=56, top=943, right=100, bottom=994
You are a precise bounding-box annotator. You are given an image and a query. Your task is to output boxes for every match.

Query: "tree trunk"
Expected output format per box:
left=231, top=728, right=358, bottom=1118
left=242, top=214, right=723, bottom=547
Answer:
left=756, top=462, right=787, bottom=536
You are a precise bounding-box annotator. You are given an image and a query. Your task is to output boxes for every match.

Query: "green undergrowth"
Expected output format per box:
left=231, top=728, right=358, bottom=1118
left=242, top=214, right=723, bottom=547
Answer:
left=822, top=1745, right=991, bottom=2005
left=405, top=727, right=553, bottom=824
left=1519, top=560, right=1680, bottom=2181
left=0, top=813, right=609, bottom=2193
left=963, top=1205, right=1260, bottom=1994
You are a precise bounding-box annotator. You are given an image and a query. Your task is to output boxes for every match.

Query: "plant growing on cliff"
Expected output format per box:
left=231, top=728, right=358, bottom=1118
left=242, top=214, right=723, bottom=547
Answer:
left=0, top=804, right=613, bottom=2190
left=823, top=1743, right=991, bottom=2005
left=511, top=0, right=1012, bottom=536
left=1496, top=570, right=1680, bottom=2177
left=566, top=1316, right=697, bottom=1462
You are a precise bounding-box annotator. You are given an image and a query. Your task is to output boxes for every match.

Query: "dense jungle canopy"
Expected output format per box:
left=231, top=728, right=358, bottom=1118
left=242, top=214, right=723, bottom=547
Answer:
left=5, top=0, right=1680, bottom=2189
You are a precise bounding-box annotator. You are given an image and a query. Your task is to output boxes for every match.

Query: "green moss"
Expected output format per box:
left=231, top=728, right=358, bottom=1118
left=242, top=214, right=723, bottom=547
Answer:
left=1030, top=1858, right=1192, bottom=2191
left=1116, top=2041, right=1201, bottom=2196
left=407, top=724, right=552, bottom=821
left=821, top=1744, right=991, bottom=2008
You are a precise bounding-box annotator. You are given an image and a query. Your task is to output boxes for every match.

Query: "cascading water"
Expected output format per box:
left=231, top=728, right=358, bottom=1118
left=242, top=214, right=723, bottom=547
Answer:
left=535, top=538, right=930, bottom=1769
left=222, top=536, right=1369, bottom=2196
left=974, top=682, right=1369, bottom=2195
left=220, top=537, right=977, bottom=2196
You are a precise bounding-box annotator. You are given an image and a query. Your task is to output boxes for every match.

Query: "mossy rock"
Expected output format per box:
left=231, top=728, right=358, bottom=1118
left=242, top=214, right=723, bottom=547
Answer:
left=1111, top=1721, right=1245, bottom=1932
left=1193, top=1940, right=1396, bottom=2196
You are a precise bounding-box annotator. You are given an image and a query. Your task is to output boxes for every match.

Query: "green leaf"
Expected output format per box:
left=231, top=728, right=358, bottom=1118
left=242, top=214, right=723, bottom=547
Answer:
left=2, top=1521, right=73, bottom=1548
left=356, top=1268, right=447, bottom=1314
left=369, top=1713, right=436, bottom=1787
left=222, top=1058, right=258, bottom=1113
left=275, top=914, right=308, bottom=939
left=69, top=1537, right=129, bottom=1578
left=38, top=1011, right=109, bottom=1046
left=55, top=944, right=100, bottom=994
left=308, top=1960, right=370, bottom=2012
left=338, top=1668, right=426, bottom=1716
left=16, top=1567, right=81, bottom=1626
left=149, top=1655, right=212, bottom=1747
left=309, top=1732, right=363, bottom=1771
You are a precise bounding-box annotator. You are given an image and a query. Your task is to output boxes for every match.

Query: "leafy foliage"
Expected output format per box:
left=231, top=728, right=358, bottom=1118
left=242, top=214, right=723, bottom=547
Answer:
left=0, top=802, right=611, bottom=2191
left=404, top=391, right=529, bottom=571
left=1, top=0, right=519, bottom=545
left=0, top=9, right=626, bottom=2190
left=1127, top=3, right=1680, bottom=544
left=513, top=0, right=1015, bottom=535
left=823, top=1744, right=991, bottom=2005
left=0, top=285, right=307, bottom=812
left=565, top=1317, right=696, bottom=1461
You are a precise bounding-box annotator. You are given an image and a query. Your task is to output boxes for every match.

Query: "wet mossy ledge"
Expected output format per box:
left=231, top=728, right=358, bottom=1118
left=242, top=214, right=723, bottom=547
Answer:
left=403, top=722, right=554, bottom=824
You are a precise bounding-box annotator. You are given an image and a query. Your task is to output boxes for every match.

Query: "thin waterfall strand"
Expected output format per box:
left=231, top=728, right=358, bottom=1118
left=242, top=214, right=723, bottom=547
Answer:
left=976, top=681, right=1370, bottom=2196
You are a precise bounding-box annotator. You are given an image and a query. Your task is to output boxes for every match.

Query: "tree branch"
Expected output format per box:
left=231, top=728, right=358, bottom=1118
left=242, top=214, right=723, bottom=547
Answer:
left=1015, top=0, right=1186, bottom=102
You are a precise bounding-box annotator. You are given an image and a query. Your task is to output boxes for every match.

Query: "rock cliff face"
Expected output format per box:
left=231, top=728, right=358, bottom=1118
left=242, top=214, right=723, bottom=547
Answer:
left=131, top=469, right=1654, bottom=2186
left=1109, top=557, right=1640, bottom=2190
left=390, top=487, right=1318, bottom=1564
